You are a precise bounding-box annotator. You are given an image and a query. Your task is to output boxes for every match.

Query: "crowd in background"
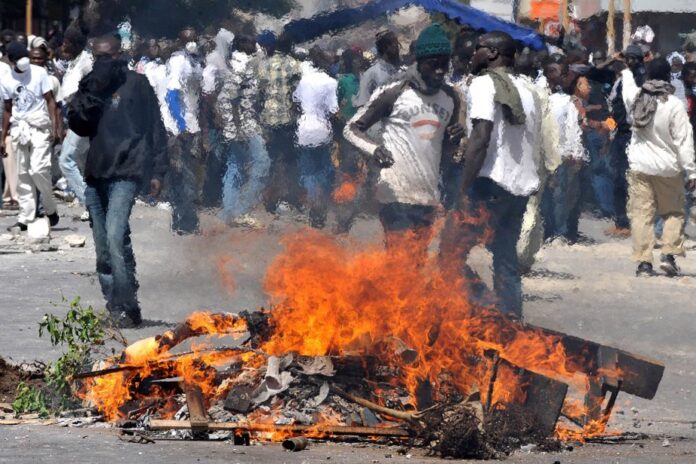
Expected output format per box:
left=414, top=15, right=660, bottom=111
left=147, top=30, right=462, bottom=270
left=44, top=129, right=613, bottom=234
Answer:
left=0, top=16, right=695, bottom=326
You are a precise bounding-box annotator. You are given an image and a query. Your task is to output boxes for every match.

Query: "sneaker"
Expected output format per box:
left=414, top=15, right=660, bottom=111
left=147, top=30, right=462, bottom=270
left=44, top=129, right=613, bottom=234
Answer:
left=48, top=212, right=60, bottom=227
left=636, top=262, right=655, bottom=277
left=659, top=254, right=680, bottom=277
left=6, top=222, right=27, bottom=232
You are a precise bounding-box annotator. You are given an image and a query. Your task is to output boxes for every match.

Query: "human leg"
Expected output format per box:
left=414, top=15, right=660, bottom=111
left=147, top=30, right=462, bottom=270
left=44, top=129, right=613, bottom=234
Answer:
left=84, top=180, right=113, bottom=305
left=59, top=129, right=89, bottom=204
left=653, top=175, right=686, bottom=259
left=299, top=145, right=334, bottom=228
left=168, top=135, right=200, bottom=234
left=627, top=171, right=657, bottom=264
left=237, top=134, right=270, bottom=217
left=585, top=131, right=614, bottom=217
left=13, top=139, right=37, bottom=225
left=517, top=185, right=545, bottom=272
left=482, top=180, right=528, bottom=319
left=27, top=129, right=57, bottom=216
left=104, top=179, right=140, bottom=317
left=2, top=135, right=18, bottom=205
left=610, top=132, right=631, bottom=229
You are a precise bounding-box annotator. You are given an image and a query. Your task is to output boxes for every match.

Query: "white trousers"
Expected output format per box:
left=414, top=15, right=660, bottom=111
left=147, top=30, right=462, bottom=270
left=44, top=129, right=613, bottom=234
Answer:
left=12, top=127, right=56, bottom=224
left=2, top=135, right=18, bottom=203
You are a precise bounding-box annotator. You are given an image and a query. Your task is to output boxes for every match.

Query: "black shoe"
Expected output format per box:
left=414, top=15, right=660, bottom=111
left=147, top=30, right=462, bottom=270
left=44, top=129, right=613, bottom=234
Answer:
left=111, top=310, right=143, bottom=328
left=6, top=222, right=27, bottom=232
left=659, top=254, right=680, bottom=277
left=48, top=212, right=59, bottom=227
left=636, top=262, right=654, bottom=277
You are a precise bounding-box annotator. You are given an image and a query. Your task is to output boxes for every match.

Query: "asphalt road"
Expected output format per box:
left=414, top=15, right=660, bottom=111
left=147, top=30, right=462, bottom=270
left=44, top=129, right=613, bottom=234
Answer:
left=1, top=202, right=695, bottom=462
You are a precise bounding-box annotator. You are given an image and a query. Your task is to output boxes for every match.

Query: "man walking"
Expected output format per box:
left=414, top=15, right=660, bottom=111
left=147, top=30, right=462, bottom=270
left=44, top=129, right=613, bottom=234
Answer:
left=447, top=31, right=541, bottom=319
left=620, top=58, right=696, bottom=277
left=257, top=33, right=302, bottom=213
left=345, top=24, right=463, bottom=256
left=165, top=26, right=203, bottom=234
left=1, top=42, right=62, bottom=231
left=607, top=44, right=646, bottom=238
left=69, top=35, right=168, bottom=326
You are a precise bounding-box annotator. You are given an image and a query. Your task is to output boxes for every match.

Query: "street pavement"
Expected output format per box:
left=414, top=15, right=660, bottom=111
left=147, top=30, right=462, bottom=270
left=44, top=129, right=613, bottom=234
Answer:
left=1, top=202, right=695, bottom=463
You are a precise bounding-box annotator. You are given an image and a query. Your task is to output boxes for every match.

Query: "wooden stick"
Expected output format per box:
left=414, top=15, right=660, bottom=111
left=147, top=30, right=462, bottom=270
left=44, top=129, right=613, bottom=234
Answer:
left=71, top=347, right=254, bottom=380
left=147, top=419, right=409, bottom=437
left=332, top=387, right=420, bottom=422
left=607, top=0, right=616, bottom=55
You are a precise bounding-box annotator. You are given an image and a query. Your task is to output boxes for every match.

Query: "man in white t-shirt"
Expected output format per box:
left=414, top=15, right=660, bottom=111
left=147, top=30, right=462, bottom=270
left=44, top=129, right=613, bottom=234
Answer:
left=444, top=31, right=541, bottom=320
left=0, top=42, right=62, bottom=231
left=294, top=47, right=339, bottom=228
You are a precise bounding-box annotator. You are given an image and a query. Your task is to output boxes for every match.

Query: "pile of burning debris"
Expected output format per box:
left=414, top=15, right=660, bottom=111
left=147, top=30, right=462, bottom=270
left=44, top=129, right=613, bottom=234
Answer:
left=72, top=309, right=663, bottom=459
left=70, top=232, right=665, bottom=459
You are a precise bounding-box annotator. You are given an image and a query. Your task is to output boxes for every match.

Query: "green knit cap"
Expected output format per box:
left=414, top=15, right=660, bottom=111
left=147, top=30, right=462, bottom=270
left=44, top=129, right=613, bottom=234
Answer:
left=415, top=23, right=452, bottom=59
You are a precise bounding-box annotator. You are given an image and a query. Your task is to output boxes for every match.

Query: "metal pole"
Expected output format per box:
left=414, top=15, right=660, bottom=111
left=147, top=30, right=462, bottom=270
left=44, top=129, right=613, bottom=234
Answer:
left=622, top=0, right=631, bottom=50
left=562, top=0, right=571, bottom=33
left=25, top=0, right=33, bottom=36
left=607, top=0, right=616, bottom=54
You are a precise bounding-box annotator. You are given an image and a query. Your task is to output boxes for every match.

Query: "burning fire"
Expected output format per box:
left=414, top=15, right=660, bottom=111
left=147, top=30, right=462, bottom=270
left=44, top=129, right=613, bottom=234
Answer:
left=79, top=226, right=619, bottom=440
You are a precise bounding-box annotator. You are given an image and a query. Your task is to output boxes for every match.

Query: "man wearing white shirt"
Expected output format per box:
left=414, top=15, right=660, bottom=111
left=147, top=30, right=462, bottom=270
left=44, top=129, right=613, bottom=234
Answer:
left=448, top=31, right=541, bottom=319
left=59, top=26, right=93, bottom=213
left=619, top=57, right=696, bottom=277
left=1, top=43, right=62, bottom=231
left=294, top=48, right=339, bottom=228
left=165, top=26, right=204, bottom=234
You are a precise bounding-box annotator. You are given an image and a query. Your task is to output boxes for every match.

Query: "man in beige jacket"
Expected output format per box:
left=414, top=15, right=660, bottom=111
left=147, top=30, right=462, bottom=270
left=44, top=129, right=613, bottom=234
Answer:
left=620, top=57, right=696, bottom=276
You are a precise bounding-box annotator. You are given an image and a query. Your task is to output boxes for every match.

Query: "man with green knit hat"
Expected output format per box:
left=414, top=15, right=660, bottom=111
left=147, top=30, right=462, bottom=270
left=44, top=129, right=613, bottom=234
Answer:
left=344, top=23, right=464, bottom=252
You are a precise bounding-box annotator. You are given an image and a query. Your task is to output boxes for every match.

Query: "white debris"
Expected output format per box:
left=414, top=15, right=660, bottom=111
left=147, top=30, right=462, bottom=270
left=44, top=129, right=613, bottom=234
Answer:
left=64, top=234, right=87, bottom=248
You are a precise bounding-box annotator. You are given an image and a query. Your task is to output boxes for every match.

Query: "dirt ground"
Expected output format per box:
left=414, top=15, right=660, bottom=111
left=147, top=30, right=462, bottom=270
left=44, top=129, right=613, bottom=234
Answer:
left=1, top=202, right=695, bottom=462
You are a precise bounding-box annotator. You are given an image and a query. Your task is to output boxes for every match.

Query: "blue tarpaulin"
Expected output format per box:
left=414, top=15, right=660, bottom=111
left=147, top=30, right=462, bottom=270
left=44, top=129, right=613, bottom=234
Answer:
left=282, top=0, right=545, bottom=50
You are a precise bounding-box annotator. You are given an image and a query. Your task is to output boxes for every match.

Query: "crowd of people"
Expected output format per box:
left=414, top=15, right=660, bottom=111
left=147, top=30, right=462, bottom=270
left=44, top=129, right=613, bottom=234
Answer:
left=0, top=17, right=695, bottom=327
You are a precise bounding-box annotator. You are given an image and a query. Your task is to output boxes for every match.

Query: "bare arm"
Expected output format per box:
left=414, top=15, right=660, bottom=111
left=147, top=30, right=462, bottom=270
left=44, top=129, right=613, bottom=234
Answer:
left=1, top=100, right=11, bottom=157
left=459, top=119, right=494, bottom=193
left=44, top=91, right=62, bottom=142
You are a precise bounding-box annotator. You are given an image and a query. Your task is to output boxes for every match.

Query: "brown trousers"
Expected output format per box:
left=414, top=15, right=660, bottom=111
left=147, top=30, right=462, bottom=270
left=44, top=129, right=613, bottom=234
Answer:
left=627, top=171, right=685, bottom=263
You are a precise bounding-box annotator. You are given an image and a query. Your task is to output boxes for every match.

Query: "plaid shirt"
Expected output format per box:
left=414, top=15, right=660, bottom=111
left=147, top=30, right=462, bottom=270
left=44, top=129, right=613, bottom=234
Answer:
left=257, top=53, right=301, bottom=128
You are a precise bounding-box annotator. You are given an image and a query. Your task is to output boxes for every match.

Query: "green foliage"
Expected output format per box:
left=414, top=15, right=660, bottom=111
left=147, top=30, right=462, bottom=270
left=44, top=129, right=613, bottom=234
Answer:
left=12, top=382, right=49, bottom=417
left=38, top=298, right=109, bottom=410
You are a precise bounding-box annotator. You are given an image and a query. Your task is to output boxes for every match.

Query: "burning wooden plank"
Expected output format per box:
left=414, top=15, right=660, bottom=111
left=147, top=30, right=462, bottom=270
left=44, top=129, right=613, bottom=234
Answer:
left=147, top=420, right=410, bottom=437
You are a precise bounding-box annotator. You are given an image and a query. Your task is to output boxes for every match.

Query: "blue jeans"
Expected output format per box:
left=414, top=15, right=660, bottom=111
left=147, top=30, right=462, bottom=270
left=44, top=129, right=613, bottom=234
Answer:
left=85, top=178, right=140, bottom=315
left=221, top=135, right=270, bottom=220
left=455, top=177, right=529, bottom=318
left=59, top=129, right=89, bottom=204
left=542, top=160, right=583, bottom=242
left=610, top=131, right=632, bottom=228
left=583, top=130, right=614, bottom=218
left=298, top=144, right=334, bottom=228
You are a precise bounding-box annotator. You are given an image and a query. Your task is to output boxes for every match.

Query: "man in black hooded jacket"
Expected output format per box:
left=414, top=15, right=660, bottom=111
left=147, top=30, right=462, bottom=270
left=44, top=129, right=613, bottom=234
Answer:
left=69, top=34, right=168, bottom=327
